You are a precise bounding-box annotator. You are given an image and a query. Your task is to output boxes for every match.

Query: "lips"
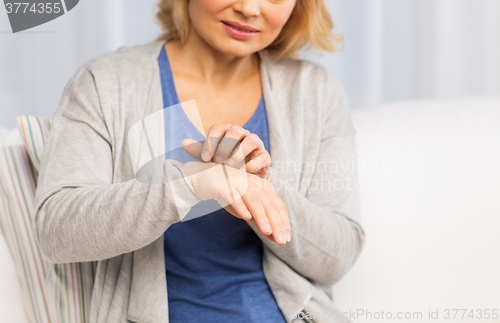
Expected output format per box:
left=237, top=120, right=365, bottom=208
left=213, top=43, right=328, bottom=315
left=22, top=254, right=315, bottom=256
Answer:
left=221, top=20, right=260, bottom=40
left=222, top=20, right=259, bottom=33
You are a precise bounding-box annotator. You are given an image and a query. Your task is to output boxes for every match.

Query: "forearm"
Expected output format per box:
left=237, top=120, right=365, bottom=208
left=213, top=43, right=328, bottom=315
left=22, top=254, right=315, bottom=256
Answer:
left=34, top=160, right=201, bottom=263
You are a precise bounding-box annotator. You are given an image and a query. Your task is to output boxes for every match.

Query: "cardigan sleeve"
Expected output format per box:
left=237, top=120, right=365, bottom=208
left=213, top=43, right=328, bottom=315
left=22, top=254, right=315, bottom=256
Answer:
left=33, top=66, right=202, bottom=263
left=249, top=71, right=366, bottom=286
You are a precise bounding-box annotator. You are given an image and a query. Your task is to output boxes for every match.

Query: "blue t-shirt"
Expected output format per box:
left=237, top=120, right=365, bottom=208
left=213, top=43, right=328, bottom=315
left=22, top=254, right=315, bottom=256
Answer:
left=159, top=46, right=286, bottom=323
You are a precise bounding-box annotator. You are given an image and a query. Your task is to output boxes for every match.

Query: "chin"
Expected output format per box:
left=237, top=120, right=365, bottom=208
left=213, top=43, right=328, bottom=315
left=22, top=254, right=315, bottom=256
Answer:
left=212, top=40, right=264, bottom=57
left=218, top=47, right=257, bottom=57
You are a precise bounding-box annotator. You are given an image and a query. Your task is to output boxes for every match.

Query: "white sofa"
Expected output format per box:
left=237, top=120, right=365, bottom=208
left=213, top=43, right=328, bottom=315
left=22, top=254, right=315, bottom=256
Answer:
left=334, top=97, right=500, bottom=322
left=1, top=97, right=499, bottom=322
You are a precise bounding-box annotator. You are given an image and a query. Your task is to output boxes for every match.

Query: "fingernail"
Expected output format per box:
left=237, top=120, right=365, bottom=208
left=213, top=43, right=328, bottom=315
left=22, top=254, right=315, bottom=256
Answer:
left=215, top=155, right=223, bottom=163
left=227, top=158, right=235, bottom=166
left=279, top=232, right=286, bottom=244
left=244, top=210, right=252, bottom=219
left=239, top=165, right=247, bottom=172
left=262, top=223, right=272, bottom=235
left=202, top=151, right=210, bottom=161
left=286, top=231, right=291, bottom=242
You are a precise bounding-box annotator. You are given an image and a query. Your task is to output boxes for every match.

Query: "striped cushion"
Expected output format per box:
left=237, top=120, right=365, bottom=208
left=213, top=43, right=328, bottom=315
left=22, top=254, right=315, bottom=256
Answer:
left=0, top=116, right=97, bottom=323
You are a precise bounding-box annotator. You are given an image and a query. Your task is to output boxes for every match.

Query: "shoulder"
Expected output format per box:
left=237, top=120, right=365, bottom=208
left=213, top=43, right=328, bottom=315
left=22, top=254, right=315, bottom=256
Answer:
left=58, top=41, right=165, bottom=121
left=260, top=51, right=349, bottom=117
left=264, top=54, right=328, bottom=80
left=61, top=40, right=165, bottom=107
left=260, top=51, right=346, bottom=102
left=75, top=40, right=164, bottom=81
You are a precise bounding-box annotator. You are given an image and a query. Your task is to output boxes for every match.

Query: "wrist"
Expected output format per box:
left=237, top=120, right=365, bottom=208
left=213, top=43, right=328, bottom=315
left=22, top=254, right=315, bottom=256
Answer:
left=181, top=162, right=199, bottom=194
left=181, top=161, right=216, bottom=200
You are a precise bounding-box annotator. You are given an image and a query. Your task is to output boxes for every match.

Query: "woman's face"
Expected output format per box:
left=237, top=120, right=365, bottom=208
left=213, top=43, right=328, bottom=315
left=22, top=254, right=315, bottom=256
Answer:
left=188, top=0, right=297, bottom=57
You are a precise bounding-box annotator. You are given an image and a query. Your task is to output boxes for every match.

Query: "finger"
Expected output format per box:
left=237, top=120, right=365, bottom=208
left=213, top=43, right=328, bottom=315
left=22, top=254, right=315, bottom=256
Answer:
left=223, top=203, right=275, bottom=242
left=233, top=133, right=265, bottom=169
left=244, top=151, right=271, bottom=174
left=272, top=191, right=291, bottom=242
left=216, top=126, right=250, bottom=165
left=217, top=186, right=252, bottom=221
left=236, top=150, right=256, bottom=171
left=243, top=193, right=273, bottom=237
left=201, top=124, right=231, bottom=162
left=223, top=204, right=253, bottom=222
left=215, top=167, right=251, bottom=220
left=263, top=195, right=287, bottom=245
left=247, top=218, right=275, bottom=243
left=182, top=138, right=204, bottom=161
left=252, top=166, right=270, bottom=180
left=230, top=196, right=252, bottom=221
left=227, top=141, right=246, bottom=169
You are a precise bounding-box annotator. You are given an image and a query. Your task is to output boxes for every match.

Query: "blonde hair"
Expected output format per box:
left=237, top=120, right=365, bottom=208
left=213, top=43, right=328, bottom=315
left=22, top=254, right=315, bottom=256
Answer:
left=155, top=0, right=343, bottom=59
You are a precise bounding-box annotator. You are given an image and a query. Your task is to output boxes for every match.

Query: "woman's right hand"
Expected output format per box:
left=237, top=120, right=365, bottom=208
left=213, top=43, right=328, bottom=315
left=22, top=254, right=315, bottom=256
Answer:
left=182, top=161, right=291, bottom=245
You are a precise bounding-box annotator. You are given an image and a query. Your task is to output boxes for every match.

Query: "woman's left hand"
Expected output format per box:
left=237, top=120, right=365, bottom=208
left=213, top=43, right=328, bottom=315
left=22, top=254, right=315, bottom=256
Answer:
left=182, top=124, right=271, bottom=180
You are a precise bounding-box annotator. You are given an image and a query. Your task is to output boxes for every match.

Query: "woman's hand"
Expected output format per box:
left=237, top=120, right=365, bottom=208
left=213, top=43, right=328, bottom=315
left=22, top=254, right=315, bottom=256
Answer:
left=182, top=124, right=271, bottom=180
left=181, top=161, right=291, bottom=245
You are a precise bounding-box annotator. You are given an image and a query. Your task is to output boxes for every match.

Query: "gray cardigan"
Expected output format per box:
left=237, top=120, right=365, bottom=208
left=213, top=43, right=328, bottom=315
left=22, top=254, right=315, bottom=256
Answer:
left=34, top=40, right=365, bottom=323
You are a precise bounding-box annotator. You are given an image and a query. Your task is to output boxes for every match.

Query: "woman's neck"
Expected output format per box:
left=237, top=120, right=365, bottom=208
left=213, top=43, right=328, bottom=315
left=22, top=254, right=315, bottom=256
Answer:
left=165, top=27, right=259, bottom=90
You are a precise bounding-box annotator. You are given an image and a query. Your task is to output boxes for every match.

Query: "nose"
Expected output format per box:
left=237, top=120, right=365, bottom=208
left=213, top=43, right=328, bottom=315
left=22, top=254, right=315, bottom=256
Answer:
left=233, top=0, right=261, bottom=17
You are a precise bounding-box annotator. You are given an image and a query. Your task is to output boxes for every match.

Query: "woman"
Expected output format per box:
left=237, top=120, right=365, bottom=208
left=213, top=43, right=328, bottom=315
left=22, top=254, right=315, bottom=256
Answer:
left=34, top=0, right=365, bottom=322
